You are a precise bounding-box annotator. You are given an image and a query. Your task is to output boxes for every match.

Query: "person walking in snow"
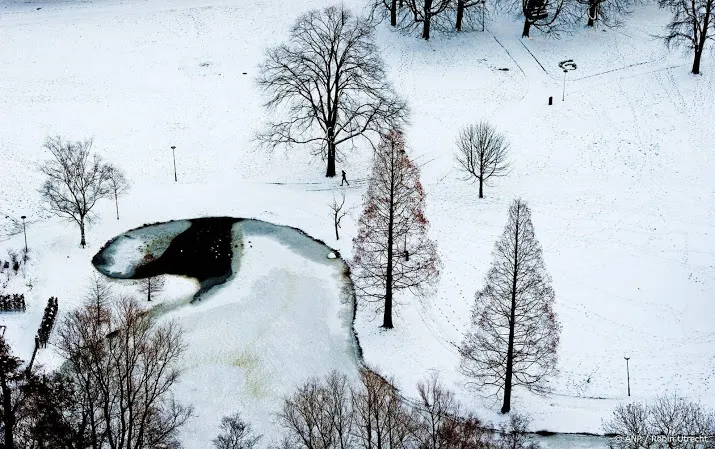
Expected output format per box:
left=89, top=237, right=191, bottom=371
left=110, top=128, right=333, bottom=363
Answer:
left=341, top=170, right=349, bottom=186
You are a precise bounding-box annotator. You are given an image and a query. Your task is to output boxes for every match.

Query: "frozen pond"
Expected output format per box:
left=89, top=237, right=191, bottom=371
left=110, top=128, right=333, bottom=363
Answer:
left=94, top=218, right=361, bottom=444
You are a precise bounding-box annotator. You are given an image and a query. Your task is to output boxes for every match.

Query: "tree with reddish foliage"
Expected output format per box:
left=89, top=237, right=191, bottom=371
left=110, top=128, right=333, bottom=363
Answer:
left=352, top=130, right=440, bottom=329
left=460, top=199, right=560, bottom=414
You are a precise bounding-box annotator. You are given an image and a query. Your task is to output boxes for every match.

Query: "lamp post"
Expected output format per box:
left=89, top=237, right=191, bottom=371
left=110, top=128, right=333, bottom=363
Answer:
left=20, top=216, right=27, bottom=258
left=558, top=59, right=577, bottom=101
left=171, top=146, right=177, bottom=182
left=624, top=356, right=631, bottom=397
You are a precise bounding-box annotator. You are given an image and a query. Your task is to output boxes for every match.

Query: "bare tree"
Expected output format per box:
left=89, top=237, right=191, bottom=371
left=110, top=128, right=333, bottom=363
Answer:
left=414, top=372, right=461, bottom=449
left=498, top=0, right=570, bottom=37
left=278, top=371, right=355, bottom=449
left=257, top=6, right=409, bottom=177
left=39, top=136, right=112, bottom=248
left=659, top=0, right=715, bottom=74
left=106, top=165, right=129, bottom=220
left=454, top=122, right=509, bottom=199
left=136, top=275, right=166, bottom=302
left=460, top=199, right=560, bottom=414
left=495, top=412, right=541, bottom=449
left=213, top=413, right=261, bottom=449
left=368, top=0, right=408, bottom=26
left=454, top=0, right=490, bottom=31
left=56, top=291, right=192, bottom=449
left=352, top=368, right=414, bottom=449
left=603, top=394, right=715, bottom=449
left=352, top=130, right=440, bottom=329
left=574, top=0, right=635, bottom=27
left=401, top=0, right=453, bottom=39
left=329, top=192, right=350, bottom=241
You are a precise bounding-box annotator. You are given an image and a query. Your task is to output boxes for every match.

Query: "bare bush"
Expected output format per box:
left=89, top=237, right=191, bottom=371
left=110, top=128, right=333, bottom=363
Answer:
left=213, top=413, right=261, bottom=449
left=603, top=394, right=715, bottom=449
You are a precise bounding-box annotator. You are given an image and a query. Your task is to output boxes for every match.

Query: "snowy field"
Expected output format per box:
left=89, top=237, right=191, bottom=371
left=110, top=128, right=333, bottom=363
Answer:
left=0, top=0, right=713, bottom=444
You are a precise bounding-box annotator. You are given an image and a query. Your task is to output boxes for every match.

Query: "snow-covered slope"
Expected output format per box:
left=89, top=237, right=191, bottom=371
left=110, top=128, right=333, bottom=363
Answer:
left=0, top=0, right=712, bottom=442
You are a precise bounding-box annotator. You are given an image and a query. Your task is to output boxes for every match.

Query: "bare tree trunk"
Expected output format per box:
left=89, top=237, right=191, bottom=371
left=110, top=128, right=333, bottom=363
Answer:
left=147, top=278, right=152, bottom=301
left=391, top=0, right=398, bottom=26
left=115, top=192, right=120, bottom=220
left=1, top=369, right=15, bottom=449
left=335, top=220, right=340, bottom=240
left=521, top=18, right=531, bottom=37
left=456, top=0, right=465, bottom=30
left=692, top=48, right=702, bottom=74
left=502, top=216, right=519, bottom=414
left=587, top=2, right=597, bottom=26
left=80, top=218, right=87, bottom=248
left=479, top=179, right=484, bottom=199
left=423, top=0, right=433, bottom=39
left=327, top=126, right=337, bottom=177
left=384, top=180, right=395, bottom=329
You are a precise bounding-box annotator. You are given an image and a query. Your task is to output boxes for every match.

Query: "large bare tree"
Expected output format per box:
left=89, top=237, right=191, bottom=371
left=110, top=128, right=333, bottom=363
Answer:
left=352, top=130, right=440, bottom=329
left=257, top=6, right=409, bottom=177
left=574, top=0, right=635, bottom=27
left=454, top=121, right=509, bottom=199
left=39, top=136, right=112, bottom=248
left=460, top=199, right=560, bottom=414
left=401, top=0, right=453, bottom=39
left=368, top=0, right=408, bottom=27
left=659, top=0, right=714, bottom=74
left=454, top=0, right=490, bottom=31
left=56, top=285, right=191, bottom=449
left=498, top=0, right=570, bottom=37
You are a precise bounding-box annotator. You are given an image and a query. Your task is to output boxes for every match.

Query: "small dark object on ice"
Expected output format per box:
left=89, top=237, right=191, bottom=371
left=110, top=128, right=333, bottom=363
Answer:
left=498, top=67, right=510, bottom=71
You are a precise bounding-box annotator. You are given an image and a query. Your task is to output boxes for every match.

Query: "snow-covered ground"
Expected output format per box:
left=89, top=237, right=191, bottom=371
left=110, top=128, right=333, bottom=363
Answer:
left=0, top=0, right=712, bottom=444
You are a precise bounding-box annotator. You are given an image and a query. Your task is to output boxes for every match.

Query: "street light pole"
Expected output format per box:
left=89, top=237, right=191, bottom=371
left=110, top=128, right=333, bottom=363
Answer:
left=558, top=59, right=577, bottom=102
left=624, top=356, right=631, bottom=397
left=171, top=146, right=177, bottom=182
left=21, top=216, right=27, bottom=258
